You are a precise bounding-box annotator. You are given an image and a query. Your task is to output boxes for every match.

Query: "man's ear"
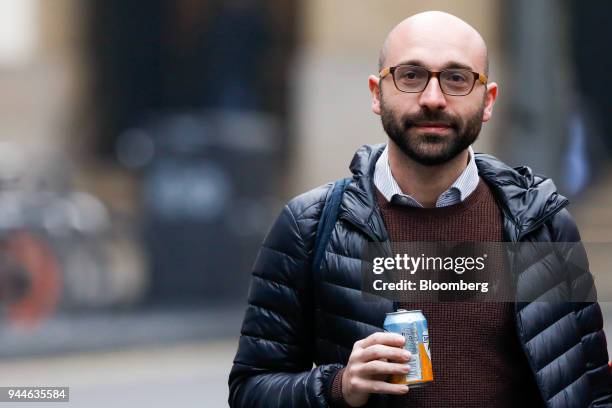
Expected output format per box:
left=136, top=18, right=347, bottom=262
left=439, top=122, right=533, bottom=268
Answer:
left=482, top=82, right=498, bottom=122
left=368, top=75, right=382, bottom=115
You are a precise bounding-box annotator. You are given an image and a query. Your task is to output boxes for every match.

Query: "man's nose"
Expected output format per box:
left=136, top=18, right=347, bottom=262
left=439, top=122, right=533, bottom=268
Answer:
left=418, top=76, right=447, bottom=110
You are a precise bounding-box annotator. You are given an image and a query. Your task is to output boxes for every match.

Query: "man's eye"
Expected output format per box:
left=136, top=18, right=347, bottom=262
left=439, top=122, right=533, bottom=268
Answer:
left=447, top=72, right=467, bottom=82
left=400, top=71, right=418, bottom=80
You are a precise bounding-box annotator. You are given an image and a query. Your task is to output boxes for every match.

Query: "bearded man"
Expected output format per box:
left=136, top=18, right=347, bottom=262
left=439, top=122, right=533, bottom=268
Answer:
left=229, top=11, right=612, bottom=408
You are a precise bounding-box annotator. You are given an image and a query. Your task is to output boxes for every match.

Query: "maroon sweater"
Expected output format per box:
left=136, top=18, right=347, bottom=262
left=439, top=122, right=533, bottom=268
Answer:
left=331, top=178, right=542, bottom=407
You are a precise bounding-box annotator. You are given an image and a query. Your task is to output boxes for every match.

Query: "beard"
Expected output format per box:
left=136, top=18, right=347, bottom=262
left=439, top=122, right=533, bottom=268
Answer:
left=380, top=96, right=485, bottom=166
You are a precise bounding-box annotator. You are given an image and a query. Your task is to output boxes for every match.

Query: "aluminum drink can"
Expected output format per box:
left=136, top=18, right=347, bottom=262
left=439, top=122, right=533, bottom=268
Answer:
left=383, top=309, right=433, bottom=387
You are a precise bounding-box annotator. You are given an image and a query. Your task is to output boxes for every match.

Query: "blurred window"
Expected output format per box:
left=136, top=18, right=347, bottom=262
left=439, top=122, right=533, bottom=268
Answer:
left=0, top=0, right=38, bottom=67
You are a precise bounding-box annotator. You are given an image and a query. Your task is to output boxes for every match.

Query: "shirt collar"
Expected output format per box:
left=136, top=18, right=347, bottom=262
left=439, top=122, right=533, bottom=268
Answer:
left=373, top=144, right=480, bottom=207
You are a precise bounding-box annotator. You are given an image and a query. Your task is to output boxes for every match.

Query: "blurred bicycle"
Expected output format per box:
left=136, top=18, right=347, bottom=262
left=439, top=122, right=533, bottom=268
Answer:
left=0, top=142, right=146, bottom=328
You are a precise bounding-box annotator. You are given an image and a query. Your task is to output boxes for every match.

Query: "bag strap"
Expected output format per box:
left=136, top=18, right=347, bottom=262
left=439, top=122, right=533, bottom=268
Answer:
left=312, top=177, right=352, bottom=274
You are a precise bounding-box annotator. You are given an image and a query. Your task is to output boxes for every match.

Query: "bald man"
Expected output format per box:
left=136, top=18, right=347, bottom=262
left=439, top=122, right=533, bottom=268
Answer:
left=229, top=11, right=612, bottom=408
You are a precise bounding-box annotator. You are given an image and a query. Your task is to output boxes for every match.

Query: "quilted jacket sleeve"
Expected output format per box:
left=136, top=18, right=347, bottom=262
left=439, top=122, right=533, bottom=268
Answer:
left=228, top=198, right=343, bottom=407
left=549, top=208, right=612, bottom=406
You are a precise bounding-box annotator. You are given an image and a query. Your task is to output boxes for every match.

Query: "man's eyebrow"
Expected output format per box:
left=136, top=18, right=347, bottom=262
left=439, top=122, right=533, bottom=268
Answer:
left=394, top=59, right=476, bottom=72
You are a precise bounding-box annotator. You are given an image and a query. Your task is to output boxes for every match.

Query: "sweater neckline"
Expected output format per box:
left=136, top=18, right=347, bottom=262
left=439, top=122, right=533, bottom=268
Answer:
left=375, top=177, right=488, bottom=218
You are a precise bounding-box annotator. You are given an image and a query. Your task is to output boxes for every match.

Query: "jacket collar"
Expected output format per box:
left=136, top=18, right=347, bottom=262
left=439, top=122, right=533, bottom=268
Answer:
left=340, top=143, right=569, bottom=242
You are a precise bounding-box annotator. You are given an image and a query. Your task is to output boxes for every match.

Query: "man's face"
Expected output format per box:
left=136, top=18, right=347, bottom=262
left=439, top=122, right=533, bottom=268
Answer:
left=370, top=14, right=496, bottom=166
left=379, top=86, right=485, bottom=166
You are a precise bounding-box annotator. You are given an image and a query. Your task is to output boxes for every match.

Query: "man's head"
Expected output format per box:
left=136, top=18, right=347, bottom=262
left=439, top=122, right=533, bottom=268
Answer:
left=369, top=11, right=498, bottom=166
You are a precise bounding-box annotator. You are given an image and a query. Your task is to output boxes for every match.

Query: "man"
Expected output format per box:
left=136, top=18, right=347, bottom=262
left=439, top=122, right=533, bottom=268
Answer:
left=228, top=11, right=612, bottom=408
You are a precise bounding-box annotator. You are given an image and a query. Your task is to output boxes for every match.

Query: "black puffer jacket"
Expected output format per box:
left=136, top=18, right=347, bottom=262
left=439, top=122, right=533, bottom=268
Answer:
left=229, top=144, right=612, bottom=407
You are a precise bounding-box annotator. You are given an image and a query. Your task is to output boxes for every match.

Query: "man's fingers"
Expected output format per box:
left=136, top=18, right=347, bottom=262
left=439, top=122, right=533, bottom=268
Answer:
left=360, top=344, right=411, bottom=363
left=355, top=332, right=405, bottom=349
left=360, top=360, right=410, bottom=376
left=350, top=378, right=409, bottom=395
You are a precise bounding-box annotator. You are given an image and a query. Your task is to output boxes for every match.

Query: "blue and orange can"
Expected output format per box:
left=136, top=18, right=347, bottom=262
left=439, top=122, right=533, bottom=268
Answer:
left=384, top=309, right=433, bottom=387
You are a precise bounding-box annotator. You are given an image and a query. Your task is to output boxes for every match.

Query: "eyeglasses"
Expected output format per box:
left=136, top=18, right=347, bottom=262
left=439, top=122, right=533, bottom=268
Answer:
left=379, top=64, right=488, bottom=96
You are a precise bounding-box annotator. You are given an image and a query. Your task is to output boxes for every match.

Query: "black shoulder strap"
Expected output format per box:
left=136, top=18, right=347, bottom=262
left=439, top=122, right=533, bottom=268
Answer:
left=312, top=177, right=351, bottom=274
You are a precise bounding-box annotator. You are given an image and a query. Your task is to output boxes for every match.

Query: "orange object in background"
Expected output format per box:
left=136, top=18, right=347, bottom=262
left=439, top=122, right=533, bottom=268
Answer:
left=1, top=231, right=62, bottom=327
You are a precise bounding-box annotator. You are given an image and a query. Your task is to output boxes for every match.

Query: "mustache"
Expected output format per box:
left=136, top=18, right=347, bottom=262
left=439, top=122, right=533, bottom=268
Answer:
left=403, top=110, right=459, bottom=129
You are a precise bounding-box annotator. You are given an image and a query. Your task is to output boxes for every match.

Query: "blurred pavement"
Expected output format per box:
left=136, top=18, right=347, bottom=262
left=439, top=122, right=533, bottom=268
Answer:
left=0, top=340, right=238, bottom=407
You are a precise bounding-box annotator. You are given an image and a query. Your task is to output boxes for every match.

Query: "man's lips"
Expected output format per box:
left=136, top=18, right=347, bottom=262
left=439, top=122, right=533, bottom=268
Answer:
left=413, top=122, right=452, bottom=132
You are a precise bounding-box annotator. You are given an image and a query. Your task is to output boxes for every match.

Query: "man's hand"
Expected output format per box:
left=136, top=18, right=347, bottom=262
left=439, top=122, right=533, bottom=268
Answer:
left=341, top=332, right=411, bottom=407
